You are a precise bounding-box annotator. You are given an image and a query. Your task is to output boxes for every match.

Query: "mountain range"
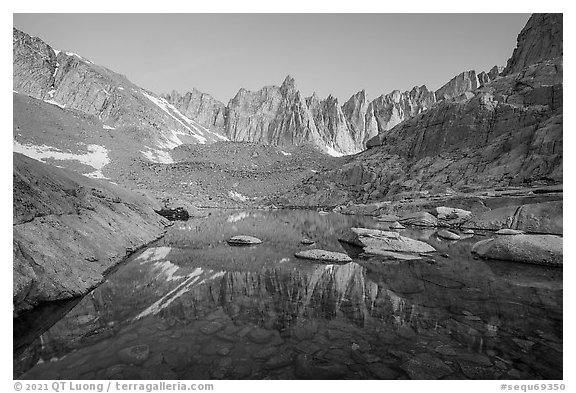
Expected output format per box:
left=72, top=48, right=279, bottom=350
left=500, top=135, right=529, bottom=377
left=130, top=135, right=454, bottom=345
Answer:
left=14, top=25, right=508, bottom=161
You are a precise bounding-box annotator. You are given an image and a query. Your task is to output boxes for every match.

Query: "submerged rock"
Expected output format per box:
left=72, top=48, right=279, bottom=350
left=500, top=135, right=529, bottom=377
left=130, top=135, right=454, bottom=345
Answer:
left=227, top=235, right=262, bottom=246
left=437, top=230, right=461, bottom=240
left=294, top=249, right=352, bottom=263
left=341, top=227, right=436, bottom=254
left=117, top=345, right=150, bottom=365
left=294, top=354, right=349, bottom=379
left=472, top=234, right=562, bottom=266
left=400, top=353, right=453, bottom=379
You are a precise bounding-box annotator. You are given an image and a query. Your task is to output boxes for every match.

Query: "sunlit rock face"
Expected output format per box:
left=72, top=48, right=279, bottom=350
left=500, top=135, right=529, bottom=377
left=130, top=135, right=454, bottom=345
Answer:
left=162, top=89, right=227, bottom=133
left=434, top=71, right=477, bottom=101
left=502, top=13, right=563, bottom=76
left=283, top=13, right=563, bottom=206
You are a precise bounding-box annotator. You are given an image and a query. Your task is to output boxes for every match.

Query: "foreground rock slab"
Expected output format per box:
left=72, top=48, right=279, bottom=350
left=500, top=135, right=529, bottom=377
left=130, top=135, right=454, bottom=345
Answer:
left=341, top=227, right=436, bottom=254
left=472, top=234, right=562, bottom=266
left=13, top=153, right=169, bottom=316
left=227, top=235, right=263, bottom=246
left=294, top=249, right=352, bottom=263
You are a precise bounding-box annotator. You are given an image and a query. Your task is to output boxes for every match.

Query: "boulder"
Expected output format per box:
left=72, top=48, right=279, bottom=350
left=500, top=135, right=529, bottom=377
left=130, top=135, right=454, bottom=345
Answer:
left=437, top=230, right=461, bottom=240
left=294, top=249, right=352, bottom=263
left=227, top=235, right=262, bottom=246
left=154, top=207, right=189, bottom=221
left=495, top=229, right=524, bottom=235
left=389, top=221, right=406, bottom=230
left=341, top=227, right=436, bottom=254
left=472, top=234, right=562, bottom=266
left=434, top=206, right=472, bottom=220
left=399, top=212, right=438, bottom=227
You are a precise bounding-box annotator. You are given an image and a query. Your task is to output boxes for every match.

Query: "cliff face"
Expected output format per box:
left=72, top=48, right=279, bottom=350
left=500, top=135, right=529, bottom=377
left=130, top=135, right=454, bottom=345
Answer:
left=502, top=14, right=563, bottom=76
left=225, top=76, right=324, bottom=148
left=283, top=13, right=562, bottom=205
left=435, top=71, right=477, bottom=101
left=13, top=153, right=169, bottom=316
left=162, top=89, right=227, bottom=133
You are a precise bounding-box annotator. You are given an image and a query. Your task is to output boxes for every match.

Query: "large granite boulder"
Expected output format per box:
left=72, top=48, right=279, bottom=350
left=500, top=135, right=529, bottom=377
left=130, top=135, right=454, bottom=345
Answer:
left=341, top=227, right=436, bottom=254
left=471, top=234, right=562, bottom=266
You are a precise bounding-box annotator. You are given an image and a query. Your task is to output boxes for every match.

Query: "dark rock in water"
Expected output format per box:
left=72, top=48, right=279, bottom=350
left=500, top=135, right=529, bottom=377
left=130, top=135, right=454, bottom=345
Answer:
left=227, top=235, right=263, bottom=246
left=294, top=354, right=349, bottom=379
left=472, top=234, right=562, bottom=266
left=117, top=345, right=150, bottom=365
left=155, top=207, right=189, bottom=221
left=437, top=230, right=461, bottom=240
left=399, top=212, right=438, bottom=227
left=300, top=238, right=315, bottom=245
left=294, top=249, right=352, bottom=263
left=400, top=353, right=453, bottom=379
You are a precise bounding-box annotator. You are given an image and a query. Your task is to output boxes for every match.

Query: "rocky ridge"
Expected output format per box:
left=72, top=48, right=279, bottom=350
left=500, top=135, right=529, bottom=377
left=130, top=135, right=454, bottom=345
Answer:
left=281, top=13, right=562, bottom=207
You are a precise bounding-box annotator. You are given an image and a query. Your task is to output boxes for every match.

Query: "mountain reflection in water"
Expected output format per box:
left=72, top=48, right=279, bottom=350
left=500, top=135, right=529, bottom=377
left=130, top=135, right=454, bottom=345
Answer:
left=16, top=210, right=562, bottom=380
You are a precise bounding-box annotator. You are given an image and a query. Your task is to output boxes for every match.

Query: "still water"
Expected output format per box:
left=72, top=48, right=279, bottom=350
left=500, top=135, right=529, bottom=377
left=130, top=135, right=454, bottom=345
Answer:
left=15, top=210, right=562, bottom=380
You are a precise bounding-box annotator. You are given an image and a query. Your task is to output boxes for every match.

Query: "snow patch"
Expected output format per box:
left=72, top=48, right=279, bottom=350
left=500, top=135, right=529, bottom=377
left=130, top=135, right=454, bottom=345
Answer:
left=228, top=191, right=249, bottom=202
left=227, top=212, right=250, bottom=223
left=103, top=125, right=115, bottom=130
left=141, top=147, right=174, bottom=164
left=65, top=51, right=93, bottom=64
left=141, top=90, right=208, bottom=145
left=53, top=48, right=61, bottom=56
left=118, top=87, right=124, bottom=90
left=324, top=146, right=344, bottom=157
left=43, top=99, right=66, bottom=109
left=14, top=140, right=110, bottom=178
left=136, top=247, right=172, bottom=263
left=280, top=150, right=292, bottom=156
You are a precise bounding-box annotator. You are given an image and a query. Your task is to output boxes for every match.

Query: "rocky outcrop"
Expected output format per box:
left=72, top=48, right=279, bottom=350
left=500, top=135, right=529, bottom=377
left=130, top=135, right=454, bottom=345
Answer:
left=13, top=153, right=169, bottom=316
left=434, top=70, right=477, bottom=101
left=162, top=89, right=227, bottom=133
left=463, top=200, right=562, bottom=235
left=502, top=14, right=562, bottom=76
left=472, top=234, right=562, bottom=266
left=342, top=90, right=375, bottom=145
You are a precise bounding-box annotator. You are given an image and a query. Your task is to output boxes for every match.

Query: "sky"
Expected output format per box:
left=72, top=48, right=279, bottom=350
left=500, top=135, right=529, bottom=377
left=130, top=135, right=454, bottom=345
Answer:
left=13, top=13, right=531, bottom=104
